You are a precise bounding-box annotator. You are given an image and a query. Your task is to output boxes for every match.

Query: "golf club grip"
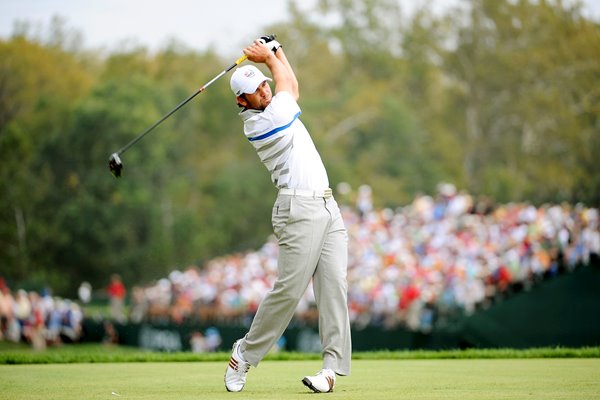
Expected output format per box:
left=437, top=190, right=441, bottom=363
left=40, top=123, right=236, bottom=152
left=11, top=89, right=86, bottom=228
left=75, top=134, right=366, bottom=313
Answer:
left=234, top=54, right=248, bottom=67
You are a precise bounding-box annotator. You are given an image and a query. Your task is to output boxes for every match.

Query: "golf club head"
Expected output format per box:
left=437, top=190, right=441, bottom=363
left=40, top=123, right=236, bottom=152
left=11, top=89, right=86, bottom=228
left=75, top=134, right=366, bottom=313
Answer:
left=109, top=153, right=123, bottom=178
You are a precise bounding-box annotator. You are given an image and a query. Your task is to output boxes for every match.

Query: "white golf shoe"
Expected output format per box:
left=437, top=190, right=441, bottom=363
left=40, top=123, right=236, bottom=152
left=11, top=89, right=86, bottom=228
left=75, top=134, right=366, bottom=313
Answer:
left=302, top=368, right=336, bottom=393
left=224, top=340, right=250, bottom=392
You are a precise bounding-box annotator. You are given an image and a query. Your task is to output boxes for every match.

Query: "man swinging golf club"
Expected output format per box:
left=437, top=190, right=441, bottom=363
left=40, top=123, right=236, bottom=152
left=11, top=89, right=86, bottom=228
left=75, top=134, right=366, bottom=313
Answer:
left=224, top=37, right=352, bottom=393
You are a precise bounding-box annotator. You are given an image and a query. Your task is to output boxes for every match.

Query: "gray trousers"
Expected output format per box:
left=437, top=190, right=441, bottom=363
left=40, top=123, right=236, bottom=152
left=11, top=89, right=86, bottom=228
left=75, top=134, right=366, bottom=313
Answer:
left=239, top=192, right=352, bottom=376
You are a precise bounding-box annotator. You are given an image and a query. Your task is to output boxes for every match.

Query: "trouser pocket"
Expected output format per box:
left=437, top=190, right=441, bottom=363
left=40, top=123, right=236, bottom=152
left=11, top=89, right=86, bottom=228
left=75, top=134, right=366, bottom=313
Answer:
left=271, top=195, right=294, bottom=239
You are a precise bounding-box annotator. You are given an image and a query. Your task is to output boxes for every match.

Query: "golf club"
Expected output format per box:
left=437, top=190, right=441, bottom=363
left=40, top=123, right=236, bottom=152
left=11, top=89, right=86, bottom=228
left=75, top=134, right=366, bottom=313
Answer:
left=108, top=34, right=276, bottom=178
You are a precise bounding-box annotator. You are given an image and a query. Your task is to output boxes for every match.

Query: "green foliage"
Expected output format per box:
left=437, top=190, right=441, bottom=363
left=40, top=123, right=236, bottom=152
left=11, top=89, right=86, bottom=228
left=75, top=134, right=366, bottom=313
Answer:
left=440, top=0, right=600, bottom=203
left=0, top=36, right=95, bottom=292
left=1, top=0, right=598, bottom=295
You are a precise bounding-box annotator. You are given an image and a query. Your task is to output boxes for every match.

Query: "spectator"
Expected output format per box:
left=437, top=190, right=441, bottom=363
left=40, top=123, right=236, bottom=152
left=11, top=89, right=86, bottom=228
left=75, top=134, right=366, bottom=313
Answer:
left=190, top=331, right=207, bottom=353
left=0, top=278, right=12, bottom=340
left=0, top=281, right=84, bottom=347
left=13, top=289, right=31, bottom=337
left=102, top=321, right=119, bottom=345
left=106, top=274, right=127, bottom=323
left=356, top=184, right=373, bottom=219
left=189, top=327, right=222, bottom=353
left=204, top=327, right=222, bottom=351
left=78, top=281, right=92, bottom=305
left=26, top=292, right=46, bottom=351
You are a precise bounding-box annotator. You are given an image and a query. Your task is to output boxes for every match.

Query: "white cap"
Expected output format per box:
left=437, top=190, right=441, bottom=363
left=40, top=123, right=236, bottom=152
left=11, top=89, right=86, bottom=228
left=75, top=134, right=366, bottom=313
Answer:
left=230, top=65, right=272, bottom=96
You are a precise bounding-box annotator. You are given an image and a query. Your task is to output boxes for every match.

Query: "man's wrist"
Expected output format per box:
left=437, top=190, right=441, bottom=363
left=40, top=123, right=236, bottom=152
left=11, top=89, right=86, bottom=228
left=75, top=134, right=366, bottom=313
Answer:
left=265, top=51, right=278, bottom=62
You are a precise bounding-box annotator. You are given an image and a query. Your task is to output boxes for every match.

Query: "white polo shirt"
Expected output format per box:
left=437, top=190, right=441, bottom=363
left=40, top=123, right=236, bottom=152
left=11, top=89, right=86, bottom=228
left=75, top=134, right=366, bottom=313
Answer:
left=240, top=91, right=329, bottom=190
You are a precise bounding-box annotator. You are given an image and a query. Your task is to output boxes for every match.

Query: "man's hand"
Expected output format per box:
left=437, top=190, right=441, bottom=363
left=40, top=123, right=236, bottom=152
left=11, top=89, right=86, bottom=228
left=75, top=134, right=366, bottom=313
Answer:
left=243, top=40, right=276, bottom=63
left=244, top=38, right=298, bottom=99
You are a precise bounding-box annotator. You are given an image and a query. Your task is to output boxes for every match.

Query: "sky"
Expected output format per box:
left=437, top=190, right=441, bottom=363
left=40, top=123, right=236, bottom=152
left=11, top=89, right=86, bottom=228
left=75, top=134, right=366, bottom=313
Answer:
left=1, top=0, right=599, bottom=55
left=0, top=0, right=310, bottom=55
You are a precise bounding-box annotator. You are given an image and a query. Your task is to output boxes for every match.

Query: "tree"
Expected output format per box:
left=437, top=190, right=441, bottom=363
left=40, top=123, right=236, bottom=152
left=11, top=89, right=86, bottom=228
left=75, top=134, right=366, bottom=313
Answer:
left=0, top=33, right=94, bottom=291
left=441, top=0, right=600, bottom=203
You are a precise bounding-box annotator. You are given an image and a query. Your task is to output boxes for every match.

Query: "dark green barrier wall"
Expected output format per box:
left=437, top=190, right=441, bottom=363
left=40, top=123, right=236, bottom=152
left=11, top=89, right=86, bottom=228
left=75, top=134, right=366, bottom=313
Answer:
left=82, top=262, right=600, bottom=351
left=460, top=262, right=600, bottom=348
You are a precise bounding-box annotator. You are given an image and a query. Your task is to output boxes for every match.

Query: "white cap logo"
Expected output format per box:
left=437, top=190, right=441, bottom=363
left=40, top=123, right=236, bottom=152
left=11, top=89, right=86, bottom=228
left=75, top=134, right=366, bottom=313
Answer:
left=230, top=65, right=272, bottom=96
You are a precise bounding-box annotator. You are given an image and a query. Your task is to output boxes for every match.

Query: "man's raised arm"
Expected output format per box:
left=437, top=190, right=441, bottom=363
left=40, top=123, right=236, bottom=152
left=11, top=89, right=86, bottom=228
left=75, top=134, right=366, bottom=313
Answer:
left=243, top=40, right=299, bottom=100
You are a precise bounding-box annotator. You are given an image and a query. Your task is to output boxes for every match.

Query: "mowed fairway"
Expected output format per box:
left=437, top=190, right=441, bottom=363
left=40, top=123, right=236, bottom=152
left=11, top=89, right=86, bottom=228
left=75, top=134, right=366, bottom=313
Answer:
left=2, top=359, right=599, bottom=400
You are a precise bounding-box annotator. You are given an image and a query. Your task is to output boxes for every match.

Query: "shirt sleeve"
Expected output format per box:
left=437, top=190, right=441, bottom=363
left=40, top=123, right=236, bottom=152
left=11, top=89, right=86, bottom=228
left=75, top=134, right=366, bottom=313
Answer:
left=264, top=91, right=301, bottom=127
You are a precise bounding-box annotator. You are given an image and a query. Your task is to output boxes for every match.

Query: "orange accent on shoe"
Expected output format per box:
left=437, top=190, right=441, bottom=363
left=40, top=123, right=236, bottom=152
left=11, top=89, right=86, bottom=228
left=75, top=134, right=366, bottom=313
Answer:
left=326, top=376, right=334, bottom=392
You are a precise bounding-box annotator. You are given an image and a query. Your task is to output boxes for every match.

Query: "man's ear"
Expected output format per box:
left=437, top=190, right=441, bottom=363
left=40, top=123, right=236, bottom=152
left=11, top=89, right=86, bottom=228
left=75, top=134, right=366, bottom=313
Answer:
left=236, top=95, right=248, bottom=108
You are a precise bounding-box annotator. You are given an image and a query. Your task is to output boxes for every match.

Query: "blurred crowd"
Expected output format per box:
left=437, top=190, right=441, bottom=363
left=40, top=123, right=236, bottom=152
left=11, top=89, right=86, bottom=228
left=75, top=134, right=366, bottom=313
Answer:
left=0, top=278, right=83, bottom=349
left=2, top=183, right=598, bottom=348
left=127, top=183, right=599, bottom=332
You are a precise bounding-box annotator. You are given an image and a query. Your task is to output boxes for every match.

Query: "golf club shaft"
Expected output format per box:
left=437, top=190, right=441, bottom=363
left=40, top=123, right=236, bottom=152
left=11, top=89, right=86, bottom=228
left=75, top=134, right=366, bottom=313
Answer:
left=115, top=54, right=248, bottom=156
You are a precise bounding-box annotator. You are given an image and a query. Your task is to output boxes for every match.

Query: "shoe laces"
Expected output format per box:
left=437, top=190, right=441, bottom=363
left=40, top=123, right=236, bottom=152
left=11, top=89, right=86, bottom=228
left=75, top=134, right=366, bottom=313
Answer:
left=316, top=368, right=333, bottom=377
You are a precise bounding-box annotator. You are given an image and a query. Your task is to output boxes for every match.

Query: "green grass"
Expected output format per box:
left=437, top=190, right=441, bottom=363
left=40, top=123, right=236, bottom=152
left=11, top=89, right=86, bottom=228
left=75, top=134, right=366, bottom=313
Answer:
left=2, top=343, right=599, bottom=399
left=1, top=341, right=599, bottom=364
left=1, top=359, right=600, bottom=399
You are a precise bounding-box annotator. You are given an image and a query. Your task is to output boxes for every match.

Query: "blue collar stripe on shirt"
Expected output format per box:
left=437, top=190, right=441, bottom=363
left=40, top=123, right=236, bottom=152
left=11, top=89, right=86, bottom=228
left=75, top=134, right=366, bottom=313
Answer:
left=248, top=111, right=301, bottom=142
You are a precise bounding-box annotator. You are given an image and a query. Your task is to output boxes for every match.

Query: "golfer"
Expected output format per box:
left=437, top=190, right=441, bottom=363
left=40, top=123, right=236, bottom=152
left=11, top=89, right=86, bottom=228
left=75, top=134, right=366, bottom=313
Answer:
left=224, top=37, right=351, bottom=393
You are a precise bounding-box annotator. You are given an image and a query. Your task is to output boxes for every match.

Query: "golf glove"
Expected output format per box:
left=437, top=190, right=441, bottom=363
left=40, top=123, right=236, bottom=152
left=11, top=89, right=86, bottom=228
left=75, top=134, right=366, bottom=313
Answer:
left=259, top=35, right=282, bottom=53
